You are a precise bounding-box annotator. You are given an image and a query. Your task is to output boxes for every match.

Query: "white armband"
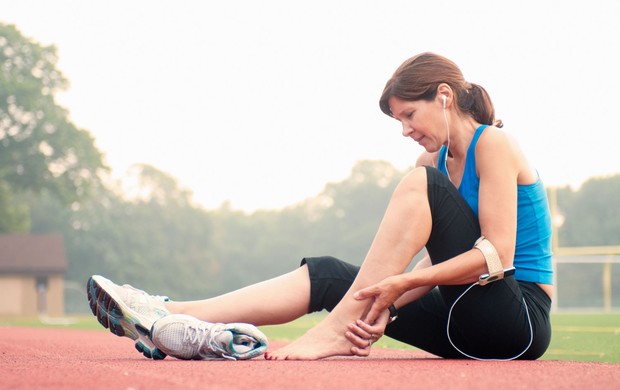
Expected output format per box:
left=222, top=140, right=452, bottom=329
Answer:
left=473, top=236, right=515, bottom=285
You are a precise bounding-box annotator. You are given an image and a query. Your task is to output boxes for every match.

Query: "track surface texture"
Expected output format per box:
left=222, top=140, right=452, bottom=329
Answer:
left=1, top=326, right=618, bottom=390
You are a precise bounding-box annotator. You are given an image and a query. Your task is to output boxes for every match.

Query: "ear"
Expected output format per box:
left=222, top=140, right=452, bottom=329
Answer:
left=436, top=83, right=453, bottom=108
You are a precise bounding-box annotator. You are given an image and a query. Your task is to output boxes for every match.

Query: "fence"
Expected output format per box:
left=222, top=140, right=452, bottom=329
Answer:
left=549, top=188, right=619, bottom=312
left=553, top=249, right=620, bottom=312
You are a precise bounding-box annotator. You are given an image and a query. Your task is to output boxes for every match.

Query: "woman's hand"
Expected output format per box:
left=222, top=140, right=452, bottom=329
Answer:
left=353, top=274, right=407, bottom=324
left=346, top=310, right=390, bottom=356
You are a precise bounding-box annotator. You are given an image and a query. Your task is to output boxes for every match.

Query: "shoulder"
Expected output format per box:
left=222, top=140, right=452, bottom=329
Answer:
left=477, top=126, right=514, bottom=147
left=476, top=126, right=535, bottom=182
left=476, top=126, right=522, bottom=162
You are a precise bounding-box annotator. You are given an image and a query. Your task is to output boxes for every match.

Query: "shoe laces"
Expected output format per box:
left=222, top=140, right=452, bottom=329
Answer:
left=122, top=284, right=168, bottom=301
left=182, top=322, right=213, bottom=356
left=121, top=284, right=169, bottom=316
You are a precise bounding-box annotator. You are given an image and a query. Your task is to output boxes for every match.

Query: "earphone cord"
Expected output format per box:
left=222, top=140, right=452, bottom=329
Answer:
left=442, top=101, right=452, bottom=182
left=446, top=282, right=534, bottom=361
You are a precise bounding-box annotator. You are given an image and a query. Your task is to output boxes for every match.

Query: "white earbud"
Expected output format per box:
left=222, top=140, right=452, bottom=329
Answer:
left=442, top=95, right=447, bottom=108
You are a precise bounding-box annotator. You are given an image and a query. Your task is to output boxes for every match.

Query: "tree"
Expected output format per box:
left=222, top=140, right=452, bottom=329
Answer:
left=204, top=160, right=409, bottom=295
left=301, top=160, right=406, bottom=263
left=0, top=180, right=29, bottom=232
left=0, top=23, right=106, bottom=233
left=557, top=174, right=620, bottom=246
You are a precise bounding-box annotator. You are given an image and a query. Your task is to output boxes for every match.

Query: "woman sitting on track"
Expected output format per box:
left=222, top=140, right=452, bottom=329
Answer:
left=88, top=52, right=553, bottom=361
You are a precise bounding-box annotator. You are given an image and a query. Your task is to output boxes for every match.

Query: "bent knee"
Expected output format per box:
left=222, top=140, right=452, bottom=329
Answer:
left=394, top=167, right=428, bottom=197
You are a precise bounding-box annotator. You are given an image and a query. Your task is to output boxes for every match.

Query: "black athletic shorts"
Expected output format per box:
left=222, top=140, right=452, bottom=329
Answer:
left=300, top=166, right=552, bottom=360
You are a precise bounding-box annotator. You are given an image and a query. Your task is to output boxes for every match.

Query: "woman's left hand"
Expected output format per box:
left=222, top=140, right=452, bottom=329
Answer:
left=346, top=309, right=390, bottom=357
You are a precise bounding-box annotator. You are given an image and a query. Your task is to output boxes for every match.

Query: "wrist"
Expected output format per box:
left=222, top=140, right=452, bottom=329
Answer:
left=388, top=304, right=398, bottom=323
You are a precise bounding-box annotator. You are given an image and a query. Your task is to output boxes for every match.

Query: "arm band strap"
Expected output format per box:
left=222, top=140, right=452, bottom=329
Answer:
left=473, top=236, right=503, bottom=275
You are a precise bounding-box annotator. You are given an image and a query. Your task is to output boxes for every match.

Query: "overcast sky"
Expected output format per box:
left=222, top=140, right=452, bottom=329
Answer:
left=2, top=1, right=619, bottom=211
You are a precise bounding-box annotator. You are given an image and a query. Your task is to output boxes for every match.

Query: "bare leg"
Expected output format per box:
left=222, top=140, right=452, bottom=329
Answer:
left=267, top=167, right=433, bottom=360
left=165, top=265, right=311, bottom=326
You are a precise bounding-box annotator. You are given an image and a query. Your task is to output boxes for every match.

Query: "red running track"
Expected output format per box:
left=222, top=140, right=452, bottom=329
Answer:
left=1, top=326, right=619, bottom=389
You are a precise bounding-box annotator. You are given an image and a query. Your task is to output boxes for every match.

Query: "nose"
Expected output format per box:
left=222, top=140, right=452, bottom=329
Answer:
left=402, top=122, right=414, bottom=137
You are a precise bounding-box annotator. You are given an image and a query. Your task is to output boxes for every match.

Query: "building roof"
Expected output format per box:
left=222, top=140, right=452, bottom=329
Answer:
left=0, top=234, right=67, bottom=274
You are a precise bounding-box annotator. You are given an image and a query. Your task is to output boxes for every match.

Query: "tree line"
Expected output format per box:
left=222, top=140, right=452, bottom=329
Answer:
left=2, top=23, right=619, bottom=302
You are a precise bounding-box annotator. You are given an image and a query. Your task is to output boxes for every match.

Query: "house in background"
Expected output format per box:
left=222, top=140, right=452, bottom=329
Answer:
left=0, top=234, right=67, bottom=317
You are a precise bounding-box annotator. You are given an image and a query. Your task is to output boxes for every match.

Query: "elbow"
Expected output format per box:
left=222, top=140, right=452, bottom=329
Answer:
left=475, top=236, right=514, bottom=271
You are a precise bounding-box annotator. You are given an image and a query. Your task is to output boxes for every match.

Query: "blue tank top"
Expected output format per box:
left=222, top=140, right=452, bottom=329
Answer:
left=438, top=125, right=553, bottom=284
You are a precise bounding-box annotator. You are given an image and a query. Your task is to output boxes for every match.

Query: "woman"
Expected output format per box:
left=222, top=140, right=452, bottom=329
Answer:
left=88, top=52, right=553, bottom=361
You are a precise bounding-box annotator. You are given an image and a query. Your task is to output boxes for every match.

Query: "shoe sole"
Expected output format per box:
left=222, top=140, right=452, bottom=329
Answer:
left=86, top=275, right=166, bottom=360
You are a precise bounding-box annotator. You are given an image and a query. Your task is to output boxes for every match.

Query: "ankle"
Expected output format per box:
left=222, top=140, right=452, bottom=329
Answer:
left=164, top=301, right=179, bottom=314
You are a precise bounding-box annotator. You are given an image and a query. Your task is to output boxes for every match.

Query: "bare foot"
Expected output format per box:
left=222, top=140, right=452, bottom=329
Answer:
left=265, top=315, right=355, bottom=360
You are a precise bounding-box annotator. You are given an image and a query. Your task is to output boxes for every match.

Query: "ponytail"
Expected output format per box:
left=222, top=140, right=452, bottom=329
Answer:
left=459, top=83, right=503, bottom=128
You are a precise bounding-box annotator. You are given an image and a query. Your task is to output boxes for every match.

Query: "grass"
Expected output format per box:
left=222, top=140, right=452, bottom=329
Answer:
left=2, top=312, right=618, bottom=363
left=542, top=313, right=620, bottom=363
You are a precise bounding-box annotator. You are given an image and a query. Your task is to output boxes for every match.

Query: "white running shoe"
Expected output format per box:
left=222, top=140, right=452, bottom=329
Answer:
left=151, top=314, right=268, bottom=360
left=87, top=275, right=170, bottom=359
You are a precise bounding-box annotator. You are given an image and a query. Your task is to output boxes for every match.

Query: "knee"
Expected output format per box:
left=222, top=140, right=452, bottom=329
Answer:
left=302, top=256, right=341, bottom=271
left=302, top=256, right=359, bottom=313
left=302, top=256, right=356, bottom=279
left=393, top=167, right=428, bottom=200
left=390, top=167, right=428, bottom=207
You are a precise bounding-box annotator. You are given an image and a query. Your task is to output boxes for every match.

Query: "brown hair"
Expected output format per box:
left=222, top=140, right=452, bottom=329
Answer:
left=379, top=52, right=503, bottom=128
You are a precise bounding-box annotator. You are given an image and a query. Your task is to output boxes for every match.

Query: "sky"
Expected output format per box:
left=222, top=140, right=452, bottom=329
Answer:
left=2, top=1, right=619, bottom=211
